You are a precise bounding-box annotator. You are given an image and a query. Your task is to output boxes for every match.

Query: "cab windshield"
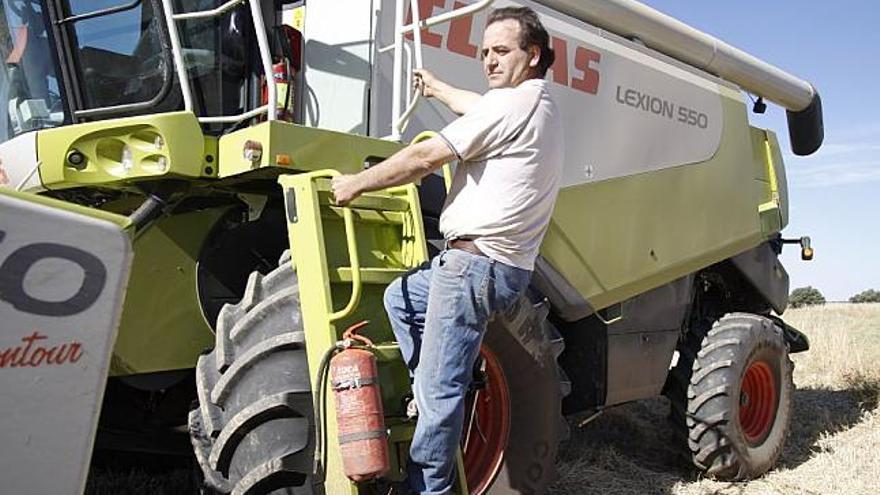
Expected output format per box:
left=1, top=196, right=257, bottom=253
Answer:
left=0, top=0, right=272, bottom=141
left=62, top=0, right=172, bottom=115
left=0, top=0, right=65, bottom=141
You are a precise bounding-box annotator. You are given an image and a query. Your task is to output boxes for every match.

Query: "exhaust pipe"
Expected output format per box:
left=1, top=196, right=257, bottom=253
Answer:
left=534, top=0, right=823, bottom=155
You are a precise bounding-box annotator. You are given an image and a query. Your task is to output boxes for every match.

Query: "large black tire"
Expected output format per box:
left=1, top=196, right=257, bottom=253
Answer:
left=667, top=313, right=793, bottom=480
left=189, top=251, right=315, bottom=495
left=189, top=251, right=567, bottom=494
left=473, top=297, right=569, bottom=495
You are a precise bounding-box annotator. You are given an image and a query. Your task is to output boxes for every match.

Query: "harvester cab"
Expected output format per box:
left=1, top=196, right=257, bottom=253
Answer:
left=0, top=1, right=824, bottom=495
left=0, top=0, right=299, bottom=134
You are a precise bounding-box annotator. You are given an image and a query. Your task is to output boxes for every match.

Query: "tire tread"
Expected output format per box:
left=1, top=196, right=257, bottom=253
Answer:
left=665, top=312, right=794, bottom=481
left=190, top=258, right=314, bottom=494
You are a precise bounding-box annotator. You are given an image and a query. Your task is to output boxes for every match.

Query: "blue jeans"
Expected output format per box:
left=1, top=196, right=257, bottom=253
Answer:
left=383, top=249, right=531, bottom=494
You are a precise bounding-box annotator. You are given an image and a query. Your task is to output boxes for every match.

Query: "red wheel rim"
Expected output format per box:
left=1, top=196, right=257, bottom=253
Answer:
left=739, top=360, right=777, bottom=445
left=461, top=347, right=510, bottom=495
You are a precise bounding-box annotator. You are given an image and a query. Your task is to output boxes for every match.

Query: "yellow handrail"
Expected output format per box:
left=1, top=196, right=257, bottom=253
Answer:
left=412, top=130, right=452, bottom=193
left=298, top=170, right=363, bottom=322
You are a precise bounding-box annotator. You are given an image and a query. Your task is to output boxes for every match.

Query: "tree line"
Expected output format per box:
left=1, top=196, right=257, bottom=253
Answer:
left=789, top=287, right=880, bottom=308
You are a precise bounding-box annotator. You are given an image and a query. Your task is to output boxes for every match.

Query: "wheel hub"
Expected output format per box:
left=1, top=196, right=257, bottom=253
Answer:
left=461, top=347, right=510, bottom=494
left=739, top=360, right=777, bottom=445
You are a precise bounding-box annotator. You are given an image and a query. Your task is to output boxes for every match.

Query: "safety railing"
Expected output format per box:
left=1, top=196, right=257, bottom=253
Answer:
left=159, top=0, right=276, bottom=123
left=384, top=0, right=495, bottom=140
left=412, top=130, right=453, bottom=191
left=278, top=171, right=429, bottom=492
left=279, top=170, right=427, bottom=323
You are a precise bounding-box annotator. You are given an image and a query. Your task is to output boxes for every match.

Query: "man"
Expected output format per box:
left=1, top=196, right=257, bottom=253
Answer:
left=331, top=7, right=562, bottom=494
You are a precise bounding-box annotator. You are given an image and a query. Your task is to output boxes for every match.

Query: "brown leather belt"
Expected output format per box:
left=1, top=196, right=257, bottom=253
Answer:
left=447, top=238, right=487, bottom=257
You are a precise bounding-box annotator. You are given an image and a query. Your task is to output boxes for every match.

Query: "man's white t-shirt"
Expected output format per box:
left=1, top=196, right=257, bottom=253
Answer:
left=437, top=78, right=563, bottom=271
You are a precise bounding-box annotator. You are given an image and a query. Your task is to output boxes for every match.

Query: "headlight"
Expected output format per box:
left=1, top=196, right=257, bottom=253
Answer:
left=121, top=145, right=134, bottom=172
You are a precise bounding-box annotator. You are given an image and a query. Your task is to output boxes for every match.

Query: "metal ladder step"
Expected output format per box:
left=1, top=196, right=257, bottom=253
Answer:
left=315, top=190, right=411, bottom=213
left=331, top=267, right=409, bottom=284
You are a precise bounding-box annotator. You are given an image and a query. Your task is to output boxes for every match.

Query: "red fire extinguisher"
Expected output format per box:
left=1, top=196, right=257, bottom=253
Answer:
left=262, top=25, right=301, bottom=122
left=328, top=321, right=389, bottom=482
left=262, top=61, right=295, bottom=122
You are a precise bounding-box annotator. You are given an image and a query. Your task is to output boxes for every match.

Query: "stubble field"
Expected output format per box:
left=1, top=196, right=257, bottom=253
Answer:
left=86, top=304, right=880, bottom=494
left=550, top=303, right=880, bottom=495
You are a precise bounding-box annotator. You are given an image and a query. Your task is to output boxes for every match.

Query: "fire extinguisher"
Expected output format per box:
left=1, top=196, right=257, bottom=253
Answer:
left=316, top=321, right=389, bottom=482
left=274, top=61, right=295, bottom=121
left=262, top=61, right=295, bottom=122
left=262, top=25, right=301, bottom=122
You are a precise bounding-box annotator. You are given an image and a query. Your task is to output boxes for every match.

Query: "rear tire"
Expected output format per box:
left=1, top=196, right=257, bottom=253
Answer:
left=668, top=313, right=793, bottom=480
left=189, top=251, right=315, bottom=495
left=467, top=298, right=569, bottom=494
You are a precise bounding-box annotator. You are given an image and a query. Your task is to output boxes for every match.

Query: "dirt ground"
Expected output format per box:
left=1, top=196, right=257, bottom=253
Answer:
left=550, top=303, right=880, bottom=495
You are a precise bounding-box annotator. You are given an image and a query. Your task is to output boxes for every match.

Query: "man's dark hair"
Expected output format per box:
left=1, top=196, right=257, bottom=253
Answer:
left=486, top=7, right=555, bottom=77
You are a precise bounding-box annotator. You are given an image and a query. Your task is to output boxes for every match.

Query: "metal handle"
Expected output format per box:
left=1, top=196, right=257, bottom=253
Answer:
left=392, top=37, right=422, bottom=139
left=387, top=0, right=495, bottom=140
left=412, top=131, right=452, bottom=192
left=393, top=90, right=422, bottom=137
left=300, top=170, right=362, bottom=322
left=400, top=0, right=495, bottom=34
left=409, top=0, right=424, bottom=69
left=391, top=0, right=425, bottom=136
left=594, top=303, right=623, bottom=325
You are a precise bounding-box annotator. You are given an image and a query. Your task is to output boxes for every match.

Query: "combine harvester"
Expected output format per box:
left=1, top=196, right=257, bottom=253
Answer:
left=0, top=0, right=820, bottom=494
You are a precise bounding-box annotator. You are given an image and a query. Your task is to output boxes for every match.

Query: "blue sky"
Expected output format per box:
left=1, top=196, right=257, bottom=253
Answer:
left=646, top=0, right=879, bottom=301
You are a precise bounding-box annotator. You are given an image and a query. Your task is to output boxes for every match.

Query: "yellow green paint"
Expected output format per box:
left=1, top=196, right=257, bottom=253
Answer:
left=218, top=121, right=402, bottom=177
left=37, top=112, right=214, bottom=190
left=109, top=207, right=225, bottom=375
left=279, top=172, right=428, bottom=494
left=542, top=87, right=788, bottom=311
